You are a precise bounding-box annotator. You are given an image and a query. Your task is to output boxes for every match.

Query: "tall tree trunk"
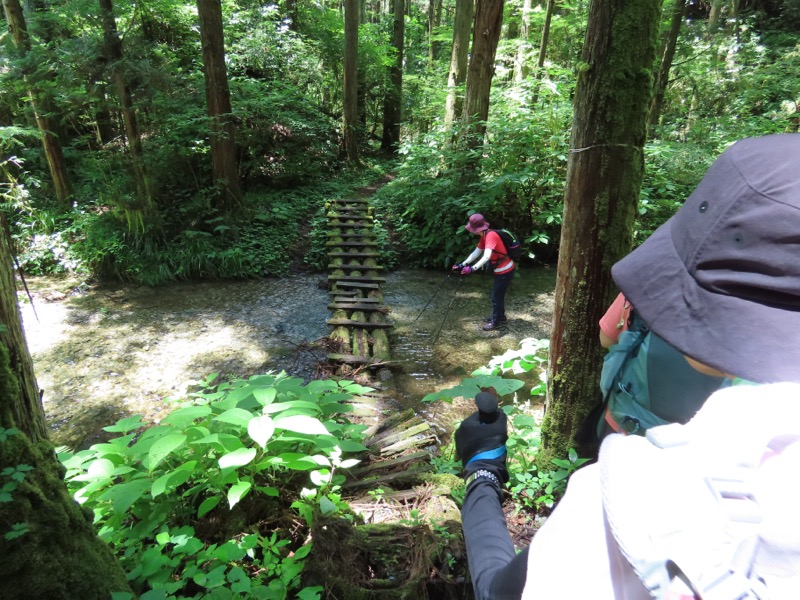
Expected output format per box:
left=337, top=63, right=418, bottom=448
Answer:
left=381, top=0, right=404, bottom=154
left=2, top=0, right=71, bottom=202
left=707, top=0, right=722, bottom=31
left=343, top=0, right=360, bottom=162
left=0, top=217, right=132, bottom=599
left=513, top=0, right=532, bottom=83
left=197, top=0, right=242, bottom=210
left=542, top=0, right=663, bottom=462
left=648, top=0, right=685, bottom=131
left=98, top=0, right=153, bottom=209
left=456, top=0, right=504, bottom=166
left=444, top=0, right=473, bottom=135
left=537, top=0, right=555, bottom=70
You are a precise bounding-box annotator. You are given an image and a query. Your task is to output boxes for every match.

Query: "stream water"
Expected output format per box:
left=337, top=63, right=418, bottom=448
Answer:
left=18, top=266, right=555, bottom=449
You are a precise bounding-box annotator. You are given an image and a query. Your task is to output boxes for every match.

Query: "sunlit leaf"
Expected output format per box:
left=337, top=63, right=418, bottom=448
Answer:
left=227, top=481, right=252, bottom=509
left=310, top=469, right=331, bottom=486
left=213, top=408, right=253, bottom=428
left=148, top=434, right=187, bottom=472
left=219, top=447, right=257, bottom=470
left=274, top=415, right=328, bottom=435
left=161, top=405, right=212, bottom=429
left=247, top=415, right=275, bottom=449
left=253, top=387, right=277, bottom=406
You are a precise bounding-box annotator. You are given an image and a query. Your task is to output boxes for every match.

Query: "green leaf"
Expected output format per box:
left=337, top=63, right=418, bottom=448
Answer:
left=156, top=531, right=170, bottom=545
left=338, top=439, right=368, bottom=452
left=103, top=415, right=146, bottom=433
left=227, top=480, right=252, bottom=509
left=247, top=415, right=275, bottom=449
left=219, top=447, right=257, bottom=469
left=148, top=434, right=187, bottom=472
left=214, top=408, right=253, bottom=428
left=161, top=405, right=212, bottom=429
left=297, top=586, right=324, bottom=600
left=97, top=478, right=151, bottom=515
left=319, top=496, right=337, bottom=515
left=253, top=387, right=277, bottom=405
left=274, top=415, right=329, bottom=435
left=198, top=495, right=221, bottom=518
left=310, top=469, right=331, bottom=486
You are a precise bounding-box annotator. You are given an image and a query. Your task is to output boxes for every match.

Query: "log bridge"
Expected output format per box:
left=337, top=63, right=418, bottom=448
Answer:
left=325, top=197, right=393, bottom=367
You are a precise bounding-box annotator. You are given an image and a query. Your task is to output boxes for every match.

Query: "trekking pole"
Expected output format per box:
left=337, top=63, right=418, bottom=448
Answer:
left=431, top=276, right=463, bottom=347
left=413, top=271, right=454, bottom=322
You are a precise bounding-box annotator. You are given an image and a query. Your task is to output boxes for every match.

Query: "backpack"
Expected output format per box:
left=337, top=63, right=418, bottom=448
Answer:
left=492, top=229, right=523, bottom=261
left=596, top=311, right=726, bottom=439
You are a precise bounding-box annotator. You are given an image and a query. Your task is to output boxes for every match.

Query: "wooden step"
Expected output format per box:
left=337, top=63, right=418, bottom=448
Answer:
left=328, top=252, right=381, bottom=259
left=328, top=265, right=385, bottom=271
left=328, top=275, right=387, bottom=283
left=327, top=303, right=391, bottom=312
left=327, top=319, right=394, bottom=328
left=331, top=281, right=381, bottom=289
left=326, top=353, right=396, bottom=365
left=333, top=296, right=381, bottom=303
left=326, top=241, right=378, bottom=247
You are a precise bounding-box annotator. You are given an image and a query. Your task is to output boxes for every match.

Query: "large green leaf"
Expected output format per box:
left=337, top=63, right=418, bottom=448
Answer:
left=97, top=478, right=151, bottom=515
left=148, top=434, right=188, bottom=472
left=161, top=405, right=212, bottom=429
left=197, top=495, right=221, bottom=518
left=213, top=408, right=253, bottom=429
left=247, top=415, right=275, bottom=449
left=253, top=387, right=277, bottom=406
left=227, top=480, right=252, bottom=509
left=219, top=447, right=257, bottom=470
left=274, top=415, right=328, bottom=435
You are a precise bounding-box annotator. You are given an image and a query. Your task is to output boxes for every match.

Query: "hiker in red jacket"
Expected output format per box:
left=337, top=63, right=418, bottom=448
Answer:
left=452, top=213, right=516, bottom=331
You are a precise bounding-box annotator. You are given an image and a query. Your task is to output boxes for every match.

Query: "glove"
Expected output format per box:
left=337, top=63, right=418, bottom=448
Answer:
left=460, top=265, right=474, bottom=275
left=452, top=263, right=463, bottom=271
left=454, top=392, right=508, bottom=484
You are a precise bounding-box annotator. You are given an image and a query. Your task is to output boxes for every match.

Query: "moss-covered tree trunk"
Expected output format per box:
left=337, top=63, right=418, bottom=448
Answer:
left=380, top=0, right=404, bottom=154
left=648, top=0, right=686, bottom=131
left=541, top=0, right=663, bottom=462
left=443, top=0, right=473, bottom=135
left=0, top=216, right=132, bottom=599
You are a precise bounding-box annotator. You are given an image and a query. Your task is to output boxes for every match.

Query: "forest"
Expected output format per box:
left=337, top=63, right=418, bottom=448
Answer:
left=1, top=0, right=800, bottom=595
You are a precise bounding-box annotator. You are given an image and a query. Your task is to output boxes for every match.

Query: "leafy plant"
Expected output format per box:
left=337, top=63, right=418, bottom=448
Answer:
left=59, top=372, right=370, bottom=599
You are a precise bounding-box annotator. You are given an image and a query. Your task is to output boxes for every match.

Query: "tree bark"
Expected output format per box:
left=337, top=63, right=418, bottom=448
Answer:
left=343, top=0, right=360, bottom=162
left=537, top=0, right=555, bottom=70
left=542, top=0, right=663, bottom=462
left=0, top=216, right=132, bottom=599
left=456, top=0, right=504, bottom=162
left=98, top=0, right=153, bottom=209
left=197, top=0, right=242, bottom=210
left=444, top=0, right=473, bottom=134
left=648, top=0, right=685, bottom=131
left=2, top=0, right=72, bottom=202
left=381, top=0, right=404, bottom=154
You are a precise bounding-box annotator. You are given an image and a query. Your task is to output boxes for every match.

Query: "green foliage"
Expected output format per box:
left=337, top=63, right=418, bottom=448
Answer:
left=431, top=339, right=589, bottom=511
left=0, top=428, right=32, bottom=542
left=59, top=372, right=370, bottom=599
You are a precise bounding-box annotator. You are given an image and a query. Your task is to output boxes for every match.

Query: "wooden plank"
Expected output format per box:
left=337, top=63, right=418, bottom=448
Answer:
left=327, top=319, right=393, bottom=328
left=327, top=213, right=373, bottom=220
left=325, top=241, right=378, bottom=247
left=328, top=264, right=385, bottom=271
left=381, top=433, right=437, bottom=456
left=333, top=296, right=381, bottom=303
left=342, top=465, right=434, bottom=491
left=349, top=451, right=431, bottom=476
left=327, top=252, right=381, bottom=259
left=331, top=281, right=380, bottom=289
left=328, top=275, right=386, bottom=283
left=332, top=289, right=358, bottom=296
left=328, top=223, right=372, bottom=229
left=332, top=197, right=369, bottom=204
left=326, top=232, right=375, bottom=238
left=327, top=303, right=390, bottom=312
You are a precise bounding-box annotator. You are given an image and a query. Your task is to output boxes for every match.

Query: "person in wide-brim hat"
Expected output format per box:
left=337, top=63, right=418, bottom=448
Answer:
left=455, top=133, right=800, bottom=600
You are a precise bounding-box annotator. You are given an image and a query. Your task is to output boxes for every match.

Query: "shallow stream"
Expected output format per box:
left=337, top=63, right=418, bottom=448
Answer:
left=18, top=267, right=555, bottom=449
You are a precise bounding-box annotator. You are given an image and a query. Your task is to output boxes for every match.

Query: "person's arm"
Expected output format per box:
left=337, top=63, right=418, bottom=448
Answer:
left=599, top=293, right=630, bottom=348
left=461, top=476, right=529, bottom=599
left=471, top=247, right=494, bottom=271
left=455, top=393, right=528, bottom=599
left=461, top=247, right=482, bottom=265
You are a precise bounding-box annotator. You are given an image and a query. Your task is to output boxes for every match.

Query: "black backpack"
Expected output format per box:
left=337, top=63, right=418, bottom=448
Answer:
left=492, top=229, right=523, bottom=261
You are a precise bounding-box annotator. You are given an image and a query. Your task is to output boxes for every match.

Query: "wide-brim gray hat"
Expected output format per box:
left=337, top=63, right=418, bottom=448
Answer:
left=612, top=134, right=800, bottom=384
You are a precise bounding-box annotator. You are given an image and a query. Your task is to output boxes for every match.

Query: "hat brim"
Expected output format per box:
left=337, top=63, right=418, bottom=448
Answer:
left=465, top=223, right=489, bottom=234
left=612, top=220, right=800, bottom=384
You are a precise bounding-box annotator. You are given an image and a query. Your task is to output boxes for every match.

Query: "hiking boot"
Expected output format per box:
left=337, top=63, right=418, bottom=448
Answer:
left=483, top=320, right=507, bottom=331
